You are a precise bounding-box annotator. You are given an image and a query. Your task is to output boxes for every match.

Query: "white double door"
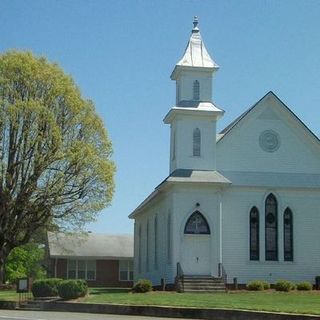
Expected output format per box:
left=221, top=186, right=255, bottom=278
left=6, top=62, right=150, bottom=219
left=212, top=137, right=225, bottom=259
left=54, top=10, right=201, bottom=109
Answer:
left=180, top=235, right=211, bottom=275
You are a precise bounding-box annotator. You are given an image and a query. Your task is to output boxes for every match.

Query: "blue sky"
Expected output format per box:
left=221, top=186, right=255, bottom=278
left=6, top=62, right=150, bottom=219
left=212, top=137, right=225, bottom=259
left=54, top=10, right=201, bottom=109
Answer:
left=1, top=1, right=320, bottom=234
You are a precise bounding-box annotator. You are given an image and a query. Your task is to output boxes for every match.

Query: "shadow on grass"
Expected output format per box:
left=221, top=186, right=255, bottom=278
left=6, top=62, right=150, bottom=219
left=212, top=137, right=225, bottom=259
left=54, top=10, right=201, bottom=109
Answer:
left=89, top=288, right=131, bottom=295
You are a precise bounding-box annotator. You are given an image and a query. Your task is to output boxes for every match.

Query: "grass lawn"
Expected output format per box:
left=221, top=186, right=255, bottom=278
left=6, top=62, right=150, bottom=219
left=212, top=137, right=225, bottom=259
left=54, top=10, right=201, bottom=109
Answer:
left=82, top=288, right=320, bottom=315
left=0, top=290, right=19, bottom=301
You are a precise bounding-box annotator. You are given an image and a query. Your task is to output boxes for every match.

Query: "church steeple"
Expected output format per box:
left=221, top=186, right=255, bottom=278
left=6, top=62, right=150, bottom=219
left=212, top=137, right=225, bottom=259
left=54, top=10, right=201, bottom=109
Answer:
left=172, top=17, right=219, bottom=74
left=171, top=17, right=219, bottom=107
left=164, top=17, right=224, bottom=173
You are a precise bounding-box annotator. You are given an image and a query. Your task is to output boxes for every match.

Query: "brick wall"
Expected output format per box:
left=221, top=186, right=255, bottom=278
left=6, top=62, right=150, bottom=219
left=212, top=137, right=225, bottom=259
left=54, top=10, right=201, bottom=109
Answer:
left=49, top=258, right=133, bottom=287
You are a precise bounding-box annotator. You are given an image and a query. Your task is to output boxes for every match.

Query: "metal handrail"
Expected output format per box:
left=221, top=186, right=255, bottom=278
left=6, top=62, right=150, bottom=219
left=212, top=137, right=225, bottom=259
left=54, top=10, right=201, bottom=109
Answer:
left=177, top=262, right=183, bottom=278
left=218, top=262, right=227, bottom=284
left=176, top=262, right=184, bottom=292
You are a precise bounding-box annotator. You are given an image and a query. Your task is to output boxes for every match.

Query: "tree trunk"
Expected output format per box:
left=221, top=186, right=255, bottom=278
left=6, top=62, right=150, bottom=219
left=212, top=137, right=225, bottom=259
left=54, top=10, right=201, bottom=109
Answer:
left=0, top=256, right=5, bottom=284
left=0, top=249, right=9, bottom=284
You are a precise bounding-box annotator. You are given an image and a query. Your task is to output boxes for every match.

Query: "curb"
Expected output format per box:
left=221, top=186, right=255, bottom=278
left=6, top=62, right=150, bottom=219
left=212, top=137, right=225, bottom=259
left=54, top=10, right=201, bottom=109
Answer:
left=0, top=301, right=17, bottom=310
left=42, top=301, right=320, bottom=320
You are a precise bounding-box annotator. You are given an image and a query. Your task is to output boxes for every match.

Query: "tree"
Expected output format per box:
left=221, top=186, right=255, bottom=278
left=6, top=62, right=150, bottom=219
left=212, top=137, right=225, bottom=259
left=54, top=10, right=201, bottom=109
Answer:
left=5, top=243, right=45, bottom=283
left=0, top=51, right=115, bottom=283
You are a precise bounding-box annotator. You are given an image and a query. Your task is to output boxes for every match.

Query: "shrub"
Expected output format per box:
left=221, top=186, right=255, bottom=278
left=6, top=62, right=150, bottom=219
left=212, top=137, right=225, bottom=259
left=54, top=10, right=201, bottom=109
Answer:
left=58, top=280, right=88, bottom=299
left=315, top=276, right=320, bottom=290
left=296, top=281, right=312, bottom=291
left=132, top=279, right=152, bottom=293
left=31, top=278, right=62, bottom=297
left=261, top=281, right=270, bottom=290
left=246, top=280, right=265, bottom=291
left=275, top=280, right=295, bottom=292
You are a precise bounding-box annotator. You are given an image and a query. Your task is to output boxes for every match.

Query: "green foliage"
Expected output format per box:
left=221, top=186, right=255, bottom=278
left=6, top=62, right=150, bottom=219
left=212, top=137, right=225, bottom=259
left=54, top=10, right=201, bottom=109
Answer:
left=261, top=281, right=270, bottom=290
left=132, top=279, right=152, bottom=293
left=58, top=280, right=88, bottom=299
left=275, top=280, right=295, bottom=292
left=0, top=50, right=115, bottom=282
left=31, top=278, right=62, bottom=297
left=246, top=280, right=265, bottom=291
left=296, top=282, right=312, bottom=291
left=5, top=243, right=45, bottom=284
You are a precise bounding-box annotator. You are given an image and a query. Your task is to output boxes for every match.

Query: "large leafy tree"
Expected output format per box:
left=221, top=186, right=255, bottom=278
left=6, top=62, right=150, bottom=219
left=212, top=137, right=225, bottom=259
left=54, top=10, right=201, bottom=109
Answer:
left=5, top=243, right=46, bottom=283
left=0, top=51, right=115, bottom=283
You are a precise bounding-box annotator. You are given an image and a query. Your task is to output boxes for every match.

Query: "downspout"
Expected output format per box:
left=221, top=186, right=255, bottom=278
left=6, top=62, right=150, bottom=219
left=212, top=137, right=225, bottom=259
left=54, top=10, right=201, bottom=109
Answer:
left=54, top=258, right=57, bottom=278
left=219, top=191, right=222, bottom=265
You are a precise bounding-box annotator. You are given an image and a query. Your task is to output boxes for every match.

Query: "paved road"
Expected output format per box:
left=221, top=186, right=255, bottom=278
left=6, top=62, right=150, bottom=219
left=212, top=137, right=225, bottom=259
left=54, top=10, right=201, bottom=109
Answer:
left=0, top=310, right=197, bottom=320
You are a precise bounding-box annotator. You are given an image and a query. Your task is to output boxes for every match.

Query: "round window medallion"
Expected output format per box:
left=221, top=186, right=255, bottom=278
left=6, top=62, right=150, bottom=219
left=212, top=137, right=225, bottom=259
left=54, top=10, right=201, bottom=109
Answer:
left=259, top=130, right=280, bottom=152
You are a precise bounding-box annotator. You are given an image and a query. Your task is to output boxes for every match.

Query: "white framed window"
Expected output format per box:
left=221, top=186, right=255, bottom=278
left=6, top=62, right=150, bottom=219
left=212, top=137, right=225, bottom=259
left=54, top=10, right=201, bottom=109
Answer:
left=193, top=128, right=201, bottom=156
left=86, top=260, right=96, bottom=280
left=67, top=259, right=76, bottom=279
left=119, top=260, right=134, bottom=281
left=193, top=80, right=200, bottom=100
left=67, top=259, right=96, bottom=280
left=172, top=130, right=176, bottom=160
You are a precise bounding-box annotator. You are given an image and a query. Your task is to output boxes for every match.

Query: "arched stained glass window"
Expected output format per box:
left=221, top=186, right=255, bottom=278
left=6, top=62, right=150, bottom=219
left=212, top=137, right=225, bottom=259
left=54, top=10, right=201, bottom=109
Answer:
left=184, top=211, right=210, bottom=234
left=193, top=128, right=201, bottom=157
left=172, top=130, right=176, bottom=160
left=284, top=208, right=293, bottom=261
left=193, top=80, right=200, bottom=100
left=249, top=207, right=259, bottom=261
left=265, top=194, right=278, bottom=261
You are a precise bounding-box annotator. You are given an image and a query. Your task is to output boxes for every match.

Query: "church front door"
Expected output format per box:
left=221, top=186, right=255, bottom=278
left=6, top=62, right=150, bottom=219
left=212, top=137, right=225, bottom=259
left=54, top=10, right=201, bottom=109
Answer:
left=180, top=211, right=212, bottom=275
left=181, top=234, right=211, bottom=275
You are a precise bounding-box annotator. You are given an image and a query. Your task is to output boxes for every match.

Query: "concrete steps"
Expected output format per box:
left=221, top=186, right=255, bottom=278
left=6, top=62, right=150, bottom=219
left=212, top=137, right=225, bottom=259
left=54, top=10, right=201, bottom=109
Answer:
left=177, top=275, right=226, bottom=293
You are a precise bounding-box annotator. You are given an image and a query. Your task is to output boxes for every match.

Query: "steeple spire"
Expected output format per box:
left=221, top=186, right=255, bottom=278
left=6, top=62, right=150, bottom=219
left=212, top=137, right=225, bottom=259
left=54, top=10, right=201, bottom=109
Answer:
left=171, top=17, right=219, bottom=80
left=192, top=16, right=199, bottom=32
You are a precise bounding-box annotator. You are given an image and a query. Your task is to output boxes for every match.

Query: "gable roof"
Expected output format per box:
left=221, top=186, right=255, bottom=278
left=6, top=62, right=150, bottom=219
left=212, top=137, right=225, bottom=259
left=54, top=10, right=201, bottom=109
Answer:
left=47, top=232, right=133, bottom=259
left=129, top=169, right=230, bottom=218
left=218, top=91, right=320, bottom=146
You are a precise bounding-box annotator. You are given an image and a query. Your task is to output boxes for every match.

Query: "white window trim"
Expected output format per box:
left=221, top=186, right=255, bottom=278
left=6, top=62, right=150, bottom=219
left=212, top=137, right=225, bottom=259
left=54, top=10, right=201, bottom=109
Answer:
left=67, top=259, right=96, bottom=281
left=119, top=260, right=133, bottom=282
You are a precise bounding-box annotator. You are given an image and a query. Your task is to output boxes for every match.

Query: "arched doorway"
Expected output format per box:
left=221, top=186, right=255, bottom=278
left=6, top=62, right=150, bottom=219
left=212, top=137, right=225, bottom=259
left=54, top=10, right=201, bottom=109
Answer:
left=180, top=211, right=211, bottom=275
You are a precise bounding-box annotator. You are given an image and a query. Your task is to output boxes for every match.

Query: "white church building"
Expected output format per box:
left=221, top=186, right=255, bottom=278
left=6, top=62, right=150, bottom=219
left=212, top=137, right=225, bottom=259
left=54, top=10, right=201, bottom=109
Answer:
left=129, top=17, right=320, bottom=290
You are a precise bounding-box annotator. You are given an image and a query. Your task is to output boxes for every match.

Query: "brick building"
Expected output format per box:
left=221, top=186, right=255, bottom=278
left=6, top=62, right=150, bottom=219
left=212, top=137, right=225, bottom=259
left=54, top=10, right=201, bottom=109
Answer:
left=47, top=232, right=133, bottom=287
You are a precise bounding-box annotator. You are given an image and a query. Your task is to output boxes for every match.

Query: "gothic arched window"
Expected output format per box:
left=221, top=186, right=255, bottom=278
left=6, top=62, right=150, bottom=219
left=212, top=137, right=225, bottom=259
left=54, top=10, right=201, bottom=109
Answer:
left=249, top=207, right=259, bottom=261
left=184, top=211, right=210, bottom=234
left=265, top=194, right=278, bottom=261
left=172, top=130, right=176, bottom=160
left=284, top=208, right=293, bottom=261
left=193, top=80, right=200, bottom=100
left=193, top=128, right=201, bottom=157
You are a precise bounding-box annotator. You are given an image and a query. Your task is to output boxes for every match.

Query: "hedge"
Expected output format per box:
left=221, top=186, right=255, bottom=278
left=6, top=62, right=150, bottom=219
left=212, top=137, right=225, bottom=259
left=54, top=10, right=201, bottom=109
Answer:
left=31, top=278, right=62, bottom=297
left=58, top=280, right=88, bottom=299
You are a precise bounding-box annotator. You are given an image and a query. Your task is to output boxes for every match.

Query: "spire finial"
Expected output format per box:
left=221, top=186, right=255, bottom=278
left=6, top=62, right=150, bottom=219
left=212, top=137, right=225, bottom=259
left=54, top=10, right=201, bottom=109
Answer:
left=192, top=16, right=199, bottom=33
